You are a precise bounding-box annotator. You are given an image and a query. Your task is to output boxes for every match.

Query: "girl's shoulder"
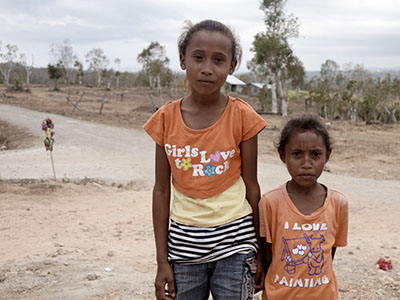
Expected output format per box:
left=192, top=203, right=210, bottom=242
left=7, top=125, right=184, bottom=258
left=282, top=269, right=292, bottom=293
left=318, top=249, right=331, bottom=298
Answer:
left=260, top=184, right=287, bottom=204
left=146, top=99, right=181, bottom=121
left=229, top=96, right=257, bottom=111
left=327, top=187, right=348, bottom=207
left=228, top=96, right=267, bottom=135
left=157, top=98, right=181, bottom=113
left=143, top=99, right=182, bottom=134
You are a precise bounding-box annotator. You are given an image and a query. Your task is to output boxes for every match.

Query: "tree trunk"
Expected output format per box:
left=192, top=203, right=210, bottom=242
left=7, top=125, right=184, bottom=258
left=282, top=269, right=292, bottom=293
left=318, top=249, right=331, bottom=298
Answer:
left=3, top=69, right=10, bottom=88
left=275, top=75, right=288, bottom=117
left=96, top=70, right=101, bottom=87
left=350, top=104, right=357, bottom=121
left=157, top=75, right=161, bottom=95
left=390, top=103, right=399, bottom=123
left=5, top=71, right=10, bottom=87
left=381, top=103, right=398, bottom=123
left=281, top=96, right=288, bottom=117
left=26, top=67, right=31, bottom=90
left=271, top=76, right=278, bottom=113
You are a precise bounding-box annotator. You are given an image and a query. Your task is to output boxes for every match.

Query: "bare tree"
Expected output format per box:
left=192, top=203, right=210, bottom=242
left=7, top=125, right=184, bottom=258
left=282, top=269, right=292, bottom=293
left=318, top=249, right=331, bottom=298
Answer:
left=0, top=42, right=19, bottom=87
left=342, top=63, right=371, bottom=121
left=85, top=48, right=109, bottom=87
left=50, top=39, right=77, bottom=84
left=20, top=53, right=34, bottom=90
left=114, top=58, right=121, bottom=88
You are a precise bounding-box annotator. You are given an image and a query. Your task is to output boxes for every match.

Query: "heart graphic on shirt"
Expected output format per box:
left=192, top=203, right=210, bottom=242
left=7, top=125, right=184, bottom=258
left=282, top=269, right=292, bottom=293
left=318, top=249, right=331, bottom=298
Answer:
left=209, top=151, right=221, bottom=163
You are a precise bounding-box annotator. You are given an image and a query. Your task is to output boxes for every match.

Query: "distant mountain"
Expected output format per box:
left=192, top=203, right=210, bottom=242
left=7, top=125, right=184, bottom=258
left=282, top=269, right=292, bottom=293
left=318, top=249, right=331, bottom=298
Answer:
left=365, top=66, right=400, bottom=72
left=305, top=69, right=400, bottom=82
left=305, top=71, right=319, bottom=81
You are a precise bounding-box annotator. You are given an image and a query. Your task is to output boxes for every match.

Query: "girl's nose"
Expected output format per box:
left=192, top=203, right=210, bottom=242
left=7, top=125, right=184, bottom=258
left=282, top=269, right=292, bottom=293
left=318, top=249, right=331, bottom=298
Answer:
left=302, top=155, right=312, bottom=168
left=201, top=60, right=213, bottom=75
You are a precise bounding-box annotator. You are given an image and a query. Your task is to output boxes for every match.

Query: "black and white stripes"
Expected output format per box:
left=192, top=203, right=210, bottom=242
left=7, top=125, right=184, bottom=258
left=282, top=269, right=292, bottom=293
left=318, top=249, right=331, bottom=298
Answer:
left=168, top=215, right=257, bottom=264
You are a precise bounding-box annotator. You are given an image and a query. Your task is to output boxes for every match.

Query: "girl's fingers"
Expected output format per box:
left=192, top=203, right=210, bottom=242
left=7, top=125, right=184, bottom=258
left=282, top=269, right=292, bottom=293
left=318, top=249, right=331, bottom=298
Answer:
left=155, top=280, right=166, bottom=299
left=167, top=279, right=176, bottom=299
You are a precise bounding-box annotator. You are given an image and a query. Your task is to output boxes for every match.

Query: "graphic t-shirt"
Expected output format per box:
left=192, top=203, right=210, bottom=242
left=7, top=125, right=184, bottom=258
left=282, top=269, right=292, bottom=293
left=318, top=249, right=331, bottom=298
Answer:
left=143, top=96, right=267, bottom=199
left=259, top=184, right=348, bottom=300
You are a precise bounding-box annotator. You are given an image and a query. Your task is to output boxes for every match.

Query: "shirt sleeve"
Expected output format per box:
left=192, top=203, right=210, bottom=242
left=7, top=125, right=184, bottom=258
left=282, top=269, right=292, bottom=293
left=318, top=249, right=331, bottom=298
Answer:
left=143, top=107, right=166, bottom=146
left=240, top=100, right=267, bottom=141
left=333, top=193, right=349, bottom=247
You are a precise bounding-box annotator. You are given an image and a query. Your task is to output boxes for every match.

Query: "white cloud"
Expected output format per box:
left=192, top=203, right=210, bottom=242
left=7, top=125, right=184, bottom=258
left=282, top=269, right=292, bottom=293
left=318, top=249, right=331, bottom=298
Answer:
left=0, top=0, right=399, bottom=72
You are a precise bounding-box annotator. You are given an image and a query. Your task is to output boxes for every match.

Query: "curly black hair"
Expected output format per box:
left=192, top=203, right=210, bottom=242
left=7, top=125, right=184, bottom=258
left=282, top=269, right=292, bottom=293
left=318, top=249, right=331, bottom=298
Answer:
left=276, top=114, right=332, bottom=158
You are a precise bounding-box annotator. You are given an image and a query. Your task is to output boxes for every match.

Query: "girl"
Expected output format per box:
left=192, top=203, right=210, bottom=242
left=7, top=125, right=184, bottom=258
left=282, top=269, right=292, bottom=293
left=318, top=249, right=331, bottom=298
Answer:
left=259, top=115, right=348, bottom=300
left=144, top=20, right=267, bottom=299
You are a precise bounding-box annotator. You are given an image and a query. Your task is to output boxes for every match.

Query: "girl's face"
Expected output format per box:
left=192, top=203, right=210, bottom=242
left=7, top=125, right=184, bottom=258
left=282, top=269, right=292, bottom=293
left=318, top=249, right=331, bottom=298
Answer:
left=180, top=30, right=236, bottom=97
left=281, top=130, right=330, bottom=189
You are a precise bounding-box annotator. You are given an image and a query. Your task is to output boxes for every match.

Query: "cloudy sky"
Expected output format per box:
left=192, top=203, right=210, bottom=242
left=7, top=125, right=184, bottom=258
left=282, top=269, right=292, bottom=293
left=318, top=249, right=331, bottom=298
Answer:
left=0, top=0, right=399, bottom=73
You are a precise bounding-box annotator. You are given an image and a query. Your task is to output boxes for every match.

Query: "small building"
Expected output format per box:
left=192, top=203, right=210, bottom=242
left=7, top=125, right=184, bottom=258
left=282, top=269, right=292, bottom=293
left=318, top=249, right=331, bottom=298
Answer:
left=245, top=82, right=273, bottom=96
left=225, top=75, right=246, bottom=93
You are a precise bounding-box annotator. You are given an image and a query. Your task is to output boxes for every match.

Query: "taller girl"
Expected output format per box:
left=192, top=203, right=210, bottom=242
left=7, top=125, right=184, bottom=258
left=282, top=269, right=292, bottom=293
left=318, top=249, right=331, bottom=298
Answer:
left=144, top=20, right=267, bottom=299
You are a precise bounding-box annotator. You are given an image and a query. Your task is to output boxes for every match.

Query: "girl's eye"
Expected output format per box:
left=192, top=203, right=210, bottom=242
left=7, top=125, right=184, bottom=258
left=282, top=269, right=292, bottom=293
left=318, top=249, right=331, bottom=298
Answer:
left=293, top=151, right=301, bottom=157
left=214, top=57, right=224, bottom=63
left=193, top=55, right=203, bottom=61
left=313, top=151, right=321, bottom=157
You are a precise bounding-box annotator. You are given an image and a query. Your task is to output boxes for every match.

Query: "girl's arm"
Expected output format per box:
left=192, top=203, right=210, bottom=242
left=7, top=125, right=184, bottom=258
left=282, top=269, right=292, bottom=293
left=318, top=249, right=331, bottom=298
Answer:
left=260, top=238, right=272, bottom=272
left=240, top=135, right=264, bottom=292
left=153, top=144, right=175, bottom=300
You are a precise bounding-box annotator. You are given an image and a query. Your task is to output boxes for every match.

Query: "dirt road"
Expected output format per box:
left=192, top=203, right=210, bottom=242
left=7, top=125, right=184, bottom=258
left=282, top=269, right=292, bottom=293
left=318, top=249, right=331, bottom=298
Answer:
left=0, top=104, right=153, bottom=185
left=1, top=104, right=399, bottom=299
left=2, top=104, right=399, bottom=200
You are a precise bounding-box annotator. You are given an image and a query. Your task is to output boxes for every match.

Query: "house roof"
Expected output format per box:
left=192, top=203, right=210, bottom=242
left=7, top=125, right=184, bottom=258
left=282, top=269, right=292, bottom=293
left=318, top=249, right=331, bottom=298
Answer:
left=249, top=82, right=273, bottom=89
left=251, top=83, right=264, bottom=89
left=226, top=75, right=246, bottom=86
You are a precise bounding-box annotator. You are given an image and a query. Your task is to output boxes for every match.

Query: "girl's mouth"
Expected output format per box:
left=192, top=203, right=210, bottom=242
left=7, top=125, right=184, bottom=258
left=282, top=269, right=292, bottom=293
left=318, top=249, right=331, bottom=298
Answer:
left=198, top=80, right=214, bottom=84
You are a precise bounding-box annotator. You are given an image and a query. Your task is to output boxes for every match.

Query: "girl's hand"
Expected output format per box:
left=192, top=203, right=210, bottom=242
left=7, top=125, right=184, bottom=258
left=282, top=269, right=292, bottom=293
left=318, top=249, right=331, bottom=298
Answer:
left=155, top=262, right=176, bottom=300
left=255, top=251, right=265, bottom=293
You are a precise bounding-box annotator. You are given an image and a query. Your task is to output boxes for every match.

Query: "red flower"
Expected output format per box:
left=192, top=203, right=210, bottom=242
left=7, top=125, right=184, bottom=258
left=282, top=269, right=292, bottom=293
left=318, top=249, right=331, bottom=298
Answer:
left=376, top=258, right=393, bottom=271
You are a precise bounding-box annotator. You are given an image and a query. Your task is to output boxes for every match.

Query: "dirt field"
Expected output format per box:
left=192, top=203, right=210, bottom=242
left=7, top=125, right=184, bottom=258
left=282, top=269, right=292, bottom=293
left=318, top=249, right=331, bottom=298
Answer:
left=0, top=86, right=399, bottom=300
left=1, top=85, right=399, bottom=181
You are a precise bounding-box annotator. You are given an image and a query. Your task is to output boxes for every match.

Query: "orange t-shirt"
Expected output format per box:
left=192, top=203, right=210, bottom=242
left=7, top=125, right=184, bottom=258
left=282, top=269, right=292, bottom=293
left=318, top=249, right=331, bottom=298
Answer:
left=143, top=96, right=267, bottom=199
left=259, top=184, right=348, bottom=300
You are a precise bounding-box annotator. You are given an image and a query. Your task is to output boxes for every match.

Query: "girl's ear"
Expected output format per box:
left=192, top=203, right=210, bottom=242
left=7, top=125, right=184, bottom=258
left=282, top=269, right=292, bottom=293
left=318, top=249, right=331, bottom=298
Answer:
left=228, top=59, right=237, bottom=75
left=325, top=150, right=331, bottom=163
left=179, top=54, right=186, bottom=70
left=279, top=149, right=286, bottom=163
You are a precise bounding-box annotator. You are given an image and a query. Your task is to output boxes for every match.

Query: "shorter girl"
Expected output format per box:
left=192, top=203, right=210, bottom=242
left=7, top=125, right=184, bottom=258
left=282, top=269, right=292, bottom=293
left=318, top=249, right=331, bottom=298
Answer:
left=259, top=114, right=348, bottom=300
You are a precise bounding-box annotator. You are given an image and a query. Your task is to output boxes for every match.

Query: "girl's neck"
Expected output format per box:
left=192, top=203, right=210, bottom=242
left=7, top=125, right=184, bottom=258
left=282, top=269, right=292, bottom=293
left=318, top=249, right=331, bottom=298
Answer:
left=188, top=90, right=227, bottom=108
left=287, top=180, right=323, bottom=195
left=286, top=180, right=327, bottom=216
left=180, top=92, right=229, bottom=130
